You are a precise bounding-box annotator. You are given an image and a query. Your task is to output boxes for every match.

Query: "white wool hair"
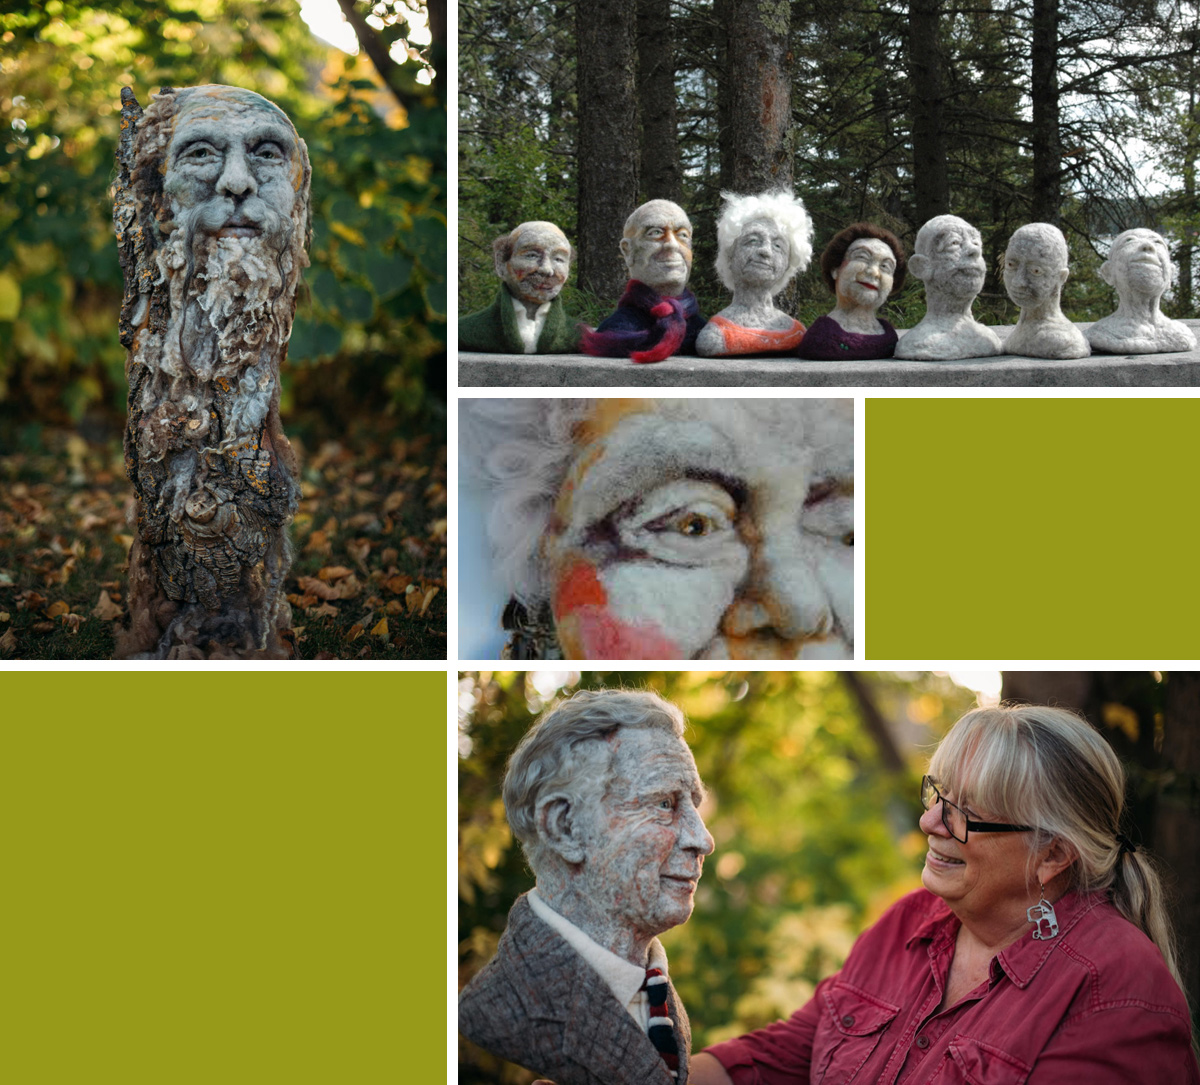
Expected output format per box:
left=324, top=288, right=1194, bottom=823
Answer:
left=461, top=398, right=853, bottom=605
left=460, top=399, right=597, bottom=602
left=715, top=190, right=814, bottom=292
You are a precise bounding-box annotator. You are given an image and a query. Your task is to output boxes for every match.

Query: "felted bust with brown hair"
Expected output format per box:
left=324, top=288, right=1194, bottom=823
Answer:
left=798, top=223, right=906, bottom=360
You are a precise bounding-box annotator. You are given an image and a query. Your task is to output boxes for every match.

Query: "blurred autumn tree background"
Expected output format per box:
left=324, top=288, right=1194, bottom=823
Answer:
left=458, top=670, right=1200, bottom=1084
left=0, top=0, right=447, bottom=659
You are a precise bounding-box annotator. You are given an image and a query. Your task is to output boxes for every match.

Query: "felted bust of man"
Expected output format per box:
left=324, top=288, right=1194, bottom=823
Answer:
left=459, top=688, right=714, bottom=1085
left=1087, top=228, right=1197, bottom=354
left=582, top=200, right=706, bottom=363
left=1002, top=223, right=1090, bottom=359
left=894, top=215, right=1002, bottom=360
left=459, top=221, right=581, bottom=354
left=461, top=398, right=854, bottom=661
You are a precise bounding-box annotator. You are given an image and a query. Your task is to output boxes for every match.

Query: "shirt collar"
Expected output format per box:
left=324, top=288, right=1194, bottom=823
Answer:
left=905, top=888, right=1104, bottom=989
left=528, top=888, right=668, bottom=1011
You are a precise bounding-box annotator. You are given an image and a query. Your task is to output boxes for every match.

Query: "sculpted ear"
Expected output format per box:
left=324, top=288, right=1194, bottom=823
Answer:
left=537, top=792, right=588, bottom=865
left=619, top=236, right=632, bottom=264
left=908, top=253, right=930, bottom=281
left=1098, top=259, right=1114, bottom=287
left=1057, top=265, right=1069, bottom=288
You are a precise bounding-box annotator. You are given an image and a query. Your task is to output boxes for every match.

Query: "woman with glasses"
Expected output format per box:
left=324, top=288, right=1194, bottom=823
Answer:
left=691, top=704, right=1199, bottom=1084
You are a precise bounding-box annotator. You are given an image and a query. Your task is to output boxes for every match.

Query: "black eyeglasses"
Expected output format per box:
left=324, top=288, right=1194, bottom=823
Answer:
left=920, top=776, right=1034, bottom=843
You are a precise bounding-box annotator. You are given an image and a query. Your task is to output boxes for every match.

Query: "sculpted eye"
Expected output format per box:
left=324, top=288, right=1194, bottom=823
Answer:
left=181, top=144, right=216, bottom=162
left=801, top=477, right=853, bottom=544
left=616, top=479, right=741, bottom=566
left=253, top=141, right=286, bottom=161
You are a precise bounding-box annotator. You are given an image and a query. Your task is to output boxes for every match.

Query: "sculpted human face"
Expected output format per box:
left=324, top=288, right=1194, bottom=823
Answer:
left=1004, top=233, right=1067, bottom=307
left=164, top=88, right=301, bottom=248
left=732, top=217, right=789, bottom=290
left=927, top=224, right=985, bottom=297
left=499, top=222, right=572, bottom=306
left=1106, top=229, right=1172, bottom=299
left=543, top=399, right=854, bottom=660
left=578, top=728, right=714, bottom=943
left=919, top=777, right=1037, bottom=928
left=620, top=201, right=693, bottom=295
left=834, top=238, right=895, bottom=311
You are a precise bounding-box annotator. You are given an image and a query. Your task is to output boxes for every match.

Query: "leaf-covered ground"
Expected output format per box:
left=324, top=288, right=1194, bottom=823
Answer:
left=0, top=417, right=446, bottom=660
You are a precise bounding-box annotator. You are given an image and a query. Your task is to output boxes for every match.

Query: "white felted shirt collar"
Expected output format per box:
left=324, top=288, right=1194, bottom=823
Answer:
left=528, top=887, right=668, bottom=1028
left=508, top=292, right=551, bottom=353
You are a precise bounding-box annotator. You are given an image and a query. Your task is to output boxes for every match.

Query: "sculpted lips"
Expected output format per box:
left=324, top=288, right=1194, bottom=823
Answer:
left=217, top=217, right=262, bottom=239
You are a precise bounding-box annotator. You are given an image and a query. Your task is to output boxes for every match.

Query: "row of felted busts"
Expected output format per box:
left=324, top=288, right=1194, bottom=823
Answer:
left=459, top=196, right=1197, bottom=361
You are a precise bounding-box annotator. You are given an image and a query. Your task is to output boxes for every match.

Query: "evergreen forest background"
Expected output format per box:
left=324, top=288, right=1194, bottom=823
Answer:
left=0, top=1, right=447, bottom=658
left=458, top=670, right=1200, bottom=1083
left=459, top=0, right=1200, bottom=331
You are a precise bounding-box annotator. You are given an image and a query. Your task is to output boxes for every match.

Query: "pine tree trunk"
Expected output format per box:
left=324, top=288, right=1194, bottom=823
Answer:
left=577, top=0, right=640, bottom=297
left=719, top=0, right=793, bottom=195
left=1030, top=0, right=1062, bottom=223
left=637, top=0, right=682, bottom=204
left=909, top=0, right=951, bottom=224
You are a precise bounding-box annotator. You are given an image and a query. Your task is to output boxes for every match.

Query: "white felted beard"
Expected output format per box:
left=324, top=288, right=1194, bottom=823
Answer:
left=155, top=196, right=297, bottom=384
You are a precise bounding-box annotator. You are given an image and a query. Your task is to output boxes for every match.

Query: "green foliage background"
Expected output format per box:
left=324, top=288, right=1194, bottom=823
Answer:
left=457, top=670, right=981, bottom=1084
left=0, top=0, right=446, bottom=432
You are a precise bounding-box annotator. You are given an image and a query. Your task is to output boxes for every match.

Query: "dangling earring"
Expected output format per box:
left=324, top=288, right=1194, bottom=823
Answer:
left=1027, top=881, right=1059, bottom=941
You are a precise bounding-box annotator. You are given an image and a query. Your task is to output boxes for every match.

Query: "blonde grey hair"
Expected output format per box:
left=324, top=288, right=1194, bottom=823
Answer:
left=929, top=703, right=1186, bottom=1000
left=714, top=190, right=813, bottom=292
left=502, top=689, right=686, bottom=875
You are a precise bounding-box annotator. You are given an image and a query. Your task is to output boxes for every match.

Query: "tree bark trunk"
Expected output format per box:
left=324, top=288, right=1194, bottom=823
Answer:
left=1029, top=0, right=1062, bottom=223
left=637, top=0, right=682, bottom=204
left=719, top=0, right=793, bottom=195
left=909, top=0, right=951, bottom=224
left=577, top=0, right=640, bottom=297
left=1160, top=673, right=1200, bottom=1025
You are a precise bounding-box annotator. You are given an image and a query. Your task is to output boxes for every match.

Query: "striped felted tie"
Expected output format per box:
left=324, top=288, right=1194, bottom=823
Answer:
left=642, top=967, right=679, bottom=1079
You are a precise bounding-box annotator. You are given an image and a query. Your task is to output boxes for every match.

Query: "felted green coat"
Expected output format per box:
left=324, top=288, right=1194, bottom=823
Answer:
left=459, top=285, right=581, bottom=354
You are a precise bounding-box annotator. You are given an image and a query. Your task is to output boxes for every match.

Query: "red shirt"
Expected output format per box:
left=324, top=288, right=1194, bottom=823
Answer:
left=706, top=888, right=1198, bottom=1084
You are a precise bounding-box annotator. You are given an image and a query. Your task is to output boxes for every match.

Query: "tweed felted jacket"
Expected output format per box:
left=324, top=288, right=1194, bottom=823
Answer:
left=459, top=893, right=691, bottom=1085
left=458, top=285, right=582, bottom=354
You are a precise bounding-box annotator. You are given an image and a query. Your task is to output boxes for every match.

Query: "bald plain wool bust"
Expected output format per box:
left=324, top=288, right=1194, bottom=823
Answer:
left=1087, top=228, right=1196, bottom=354
left=894, top=215, right=1002, bottom=360
left=1002, top=223, right=1090, bottom=360
left=113, top=85, right=310, bottom=658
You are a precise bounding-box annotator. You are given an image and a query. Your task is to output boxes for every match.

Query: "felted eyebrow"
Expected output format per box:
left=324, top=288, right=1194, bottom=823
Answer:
left=172, top=122, right=296, bottom=161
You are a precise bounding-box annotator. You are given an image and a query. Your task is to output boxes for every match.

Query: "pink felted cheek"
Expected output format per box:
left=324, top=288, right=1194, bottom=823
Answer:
left=564, top=604, right=682, bottom=660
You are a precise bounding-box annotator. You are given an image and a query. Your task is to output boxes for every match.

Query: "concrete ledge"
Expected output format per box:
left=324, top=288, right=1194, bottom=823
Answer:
left=459, top=321, right=1200, bottom=387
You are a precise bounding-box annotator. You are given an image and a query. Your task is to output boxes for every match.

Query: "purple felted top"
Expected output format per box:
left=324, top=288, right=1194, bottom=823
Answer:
left=797, top=314, right=898, bottom=360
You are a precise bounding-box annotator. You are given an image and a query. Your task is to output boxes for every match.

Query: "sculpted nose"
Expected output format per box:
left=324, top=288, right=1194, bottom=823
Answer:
left=681, top=803, right=714, bottom=856
left=216, top=148, right=256, bottom=199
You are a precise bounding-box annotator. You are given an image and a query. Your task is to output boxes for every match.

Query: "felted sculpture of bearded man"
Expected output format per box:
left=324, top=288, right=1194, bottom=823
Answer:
left=461, top=398, right=854, bottom=660
left=113, top=85, right=310, bottom=658
left=582, top=200, right=706, bottom=363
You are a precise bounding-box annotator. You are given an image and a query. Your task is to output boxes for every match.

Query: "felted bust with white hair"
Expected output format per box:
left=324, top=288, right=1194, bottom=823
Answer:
left=460, top=398, right=854, bottom=661
left=696, top=191, right=814, bottom=357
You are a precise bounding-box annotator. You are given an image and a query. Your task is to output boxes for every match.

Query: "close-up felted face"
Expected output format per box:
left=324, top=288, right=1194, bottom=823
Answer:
left=163, top=87, right=302, bottom=251
left=833, top=238, right=895, bottom=312
left=1105, top=229, right=1172, bottom=299
left=1004, top=229, right=1068, bottom=306
left=730, top=217, right=790, bottom=291
left=620, top=200, right=693, bottom=295
left=499, top=221, right=572, bottom=306
left=574, top=727, right=714, bottom=943
left=540, top=399, right=854, bottom=660
left=928, top=225, right=986, bottom=296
